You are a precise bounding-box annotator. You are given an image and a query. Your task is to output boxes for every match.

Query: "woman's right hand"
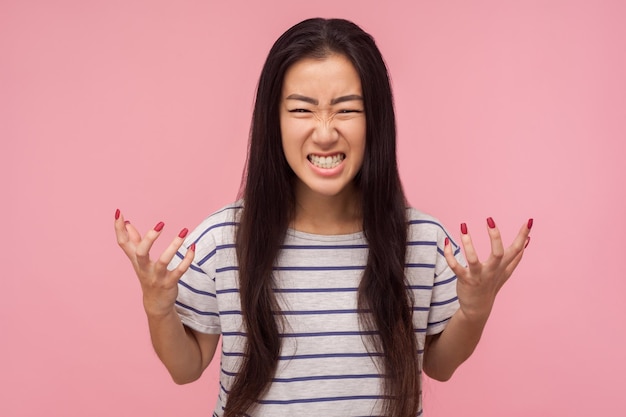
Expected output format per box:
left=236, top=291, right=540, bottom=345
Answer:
left=114, top=209, right=196, bottom=318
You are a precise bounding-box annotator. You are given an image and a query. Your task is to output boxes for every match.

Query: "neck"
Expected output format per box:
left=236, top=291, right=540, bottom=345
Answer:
left=292, top=183, right=362, bottom=235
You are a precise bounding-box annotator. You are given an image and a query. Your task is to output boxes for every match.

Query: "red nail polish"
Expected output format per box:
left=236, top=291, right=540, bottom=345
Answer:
left=154, top=221, right=165, bottom=232
left=527, top=218, right=534, bottom=230
left=178, top=228, right=189, bottom=239
left=461, top=223, right=468, bottom=234
left=115, top=209, right=120, bottom=220
left=524, top=236, right=531, bottom=249
left=487, top=217, right=496, bottom=229
left=444, top=237, right=449, bottom=246
left=190, top=243, right=196, bottom=252
left=124, top=220, right=130, bottom=225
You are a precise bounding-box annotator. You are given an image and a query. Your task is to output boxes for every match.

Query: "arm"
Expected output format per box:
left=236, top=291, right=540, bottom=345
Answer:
left=423, top=308, right=488, bottom=381
left=114, top=210, right=219, bottom=384
left=423, top=218, right=533, bottom=381
left=146, top=308, right=220, bottom=384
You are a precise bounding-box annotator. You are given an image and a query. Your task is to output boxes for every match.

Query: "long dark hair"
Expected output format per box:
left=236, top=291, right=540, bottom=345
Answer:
left=230, top=18, right=419, bottom=417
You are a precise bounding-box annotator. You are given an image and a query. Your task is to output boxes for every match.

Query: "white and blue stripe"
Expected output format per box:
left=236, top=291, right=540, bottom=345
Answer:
left=172, top=202, right=462, bottom=417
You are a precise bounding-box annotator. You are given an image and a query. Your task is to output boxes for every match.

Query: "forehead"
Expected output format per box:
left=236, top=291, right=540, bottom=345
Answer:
left=282, top=54, right=362, bottom=98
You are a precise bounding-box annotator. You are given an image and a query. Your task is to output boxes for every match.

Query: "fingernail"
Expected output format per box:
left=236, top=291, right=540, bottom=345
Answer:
left=444, top=237, right=449, bottom=246
left=124, top=220, right=130, bottom=225
left=487, top=217, right=496, bottom=229
left=524, top=236, right=531, bottom=249
left=154, top=221, right=165, bottom=232
left=461, top=223, right=468, bottom=234
left=527, top=218, right=534, bottom=230
left=115, top=209, right=120, bottom=220
left=190, top=243, right=196, bottom=251
left=178, top=228, right=189, bottom=239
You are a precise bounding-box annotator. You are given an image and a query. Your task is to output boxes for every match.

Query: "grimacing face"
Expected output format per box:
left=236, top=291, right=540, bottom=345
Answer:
left=279, top=54, right=366, bottom=202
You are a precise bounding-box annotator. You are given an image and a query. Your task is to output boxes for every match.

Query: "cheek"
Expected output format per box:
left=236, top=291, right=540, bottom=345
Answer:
left=281, top=118, right=315, bottom=150
left=280, top=122, right=303, bottom=163
left=345, top=120, right=366, bottom=151
left=280, top=118, right=293, bottom=152
left=281, top=116, right=305, bottom=140
left=353, top=123, right=367, bottom=167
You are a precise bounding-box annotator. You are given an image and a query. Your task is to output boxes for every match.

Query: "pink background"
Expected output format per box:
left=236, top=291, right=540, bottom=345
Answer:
left=2, top=0, right=625, bottom=416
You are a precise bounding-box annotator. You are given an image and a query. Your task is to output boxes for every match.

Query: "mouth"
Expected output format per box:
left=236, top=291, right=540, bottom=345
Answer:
left=307, top=153, right=345, bottom=169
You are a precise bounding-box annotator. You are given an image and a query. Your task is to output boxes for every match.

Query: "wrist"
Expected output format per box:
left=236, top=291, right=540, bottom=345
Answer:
left=457, top=303, right=493, bottom=328
left=143, top=299, right=178, bottom=321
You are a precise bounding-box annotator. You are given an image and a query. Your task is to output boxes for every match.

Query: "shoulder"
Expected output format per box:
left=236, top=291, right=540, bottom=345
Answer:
left=405, top=207, right=450, bottom=241
left=187, top=200, right=243, bottom=247
left=202, top=200, right=243, bottom=225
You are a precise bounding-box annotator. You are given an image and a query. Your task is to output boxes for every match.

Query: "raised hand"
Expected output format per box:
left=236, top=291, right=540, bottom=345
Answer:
left=113, top=209, right=196, bottom=318
left=443, top=217, right=533, bottom=323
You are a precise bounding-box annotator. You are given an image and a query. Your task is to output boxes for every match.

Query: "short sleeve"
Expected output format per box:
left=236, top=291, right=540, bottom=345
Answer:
left=426, top=228, right=465, bottom=335
left=169, top=221, right=221, bottom=334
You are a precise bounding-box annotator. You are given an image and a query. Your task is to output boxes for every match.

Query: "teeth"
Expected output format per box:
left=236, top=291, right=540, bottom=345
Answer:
left=308, top=154, right=345, bottom=169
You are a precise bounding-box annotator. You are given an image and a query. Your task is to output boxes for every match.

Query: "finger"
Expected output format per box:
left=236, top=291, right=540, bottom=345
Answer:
left=507, top=244, right=525, bottom=274
left=114, top=209, right=136, bottom=257
left=154, top=228, right=190, bottom=276
left=485, top=217, right=505, bottom=267
left=124, top=221, right=142, bottom=246
left=169, top=242, right=197, bottom=281
left=443, top=237, right=467, bottom=279
left=459, top=223, right=481, bottom=272
left=135, top=221, right=165, bottom=268
left=496, top=220, right=532, bottom=289
left=114, top=209, right=127, bottom=243
left=498, top=244, right=527, bottom=291
left=505, top=234, right=530, bottom=274
left=503, top=219, right=533, bottom=264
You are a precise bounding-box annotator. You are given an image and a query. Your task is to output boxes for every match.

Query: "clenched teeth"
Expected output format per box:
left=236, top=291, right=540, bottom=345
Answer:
left=308, top=154, right=345, bottom=169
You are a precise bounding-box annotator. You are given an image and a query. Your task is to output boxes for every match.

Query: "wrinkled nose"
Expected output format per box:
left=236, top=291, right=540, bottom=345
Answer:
left=311, top=119, right=339, bottom=148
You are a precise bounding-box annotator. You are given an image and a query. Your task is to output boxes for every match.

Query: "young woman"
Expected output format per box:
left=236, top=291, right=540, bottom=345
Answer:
left=114, top=18, right=532, bottom=417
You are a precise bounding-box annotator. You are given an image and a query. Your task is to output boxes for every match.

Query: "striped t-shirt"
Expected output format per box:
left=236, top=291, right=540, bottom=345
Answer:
left=172, top=202, right=463, bottom=417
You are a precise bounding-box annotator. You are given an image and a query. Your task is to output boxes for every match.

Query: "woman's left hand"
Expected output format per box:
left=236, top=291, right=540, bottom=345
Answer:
left=443, top=217, right=533, bottom=323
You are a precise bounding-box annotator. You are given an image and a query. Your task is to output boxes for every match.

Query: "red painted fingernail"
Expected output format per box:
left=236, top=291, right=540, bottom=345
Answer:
left=154, top=221, right=165, bottom=232
left=527, top=218, right=534, bottom=230
left=487, top=217, right=496, bottom=229
left=178, top=228, right=189, bottom=239
left=524, top=236, right=531, bottom=249
left=444, top=237, right=449, bottom=246
left=461, top=223, right=468, bottom=234
left=190, top=243, right=196, bottom=251
left=124, top=220, right=130, bottom=225
left=115, top=209, right=120, bottom=220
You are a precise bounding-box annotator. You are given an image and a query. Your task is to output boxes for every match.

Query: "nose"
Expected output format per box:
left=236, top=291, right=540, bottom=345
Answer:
left=311, top=118, right=339, bottom=148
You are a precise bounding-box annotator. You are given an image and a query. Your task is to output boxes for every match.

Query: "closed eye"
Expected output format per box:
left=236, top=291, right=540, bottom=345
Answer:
left=288, top=108, right=311, bottom=113
left=338, top=109, right=363, bottom=114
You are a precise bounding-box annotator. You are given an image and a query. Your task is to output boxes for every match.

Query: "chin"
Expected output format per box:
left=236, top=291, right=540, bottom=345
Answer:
left=300, top=179, right=358, bottom=200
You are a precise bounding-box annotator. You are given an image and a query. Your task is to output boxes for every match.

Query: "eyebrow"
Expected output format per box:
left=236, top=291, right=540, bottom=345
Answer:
left=285, top=94, right=363, bottom=105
